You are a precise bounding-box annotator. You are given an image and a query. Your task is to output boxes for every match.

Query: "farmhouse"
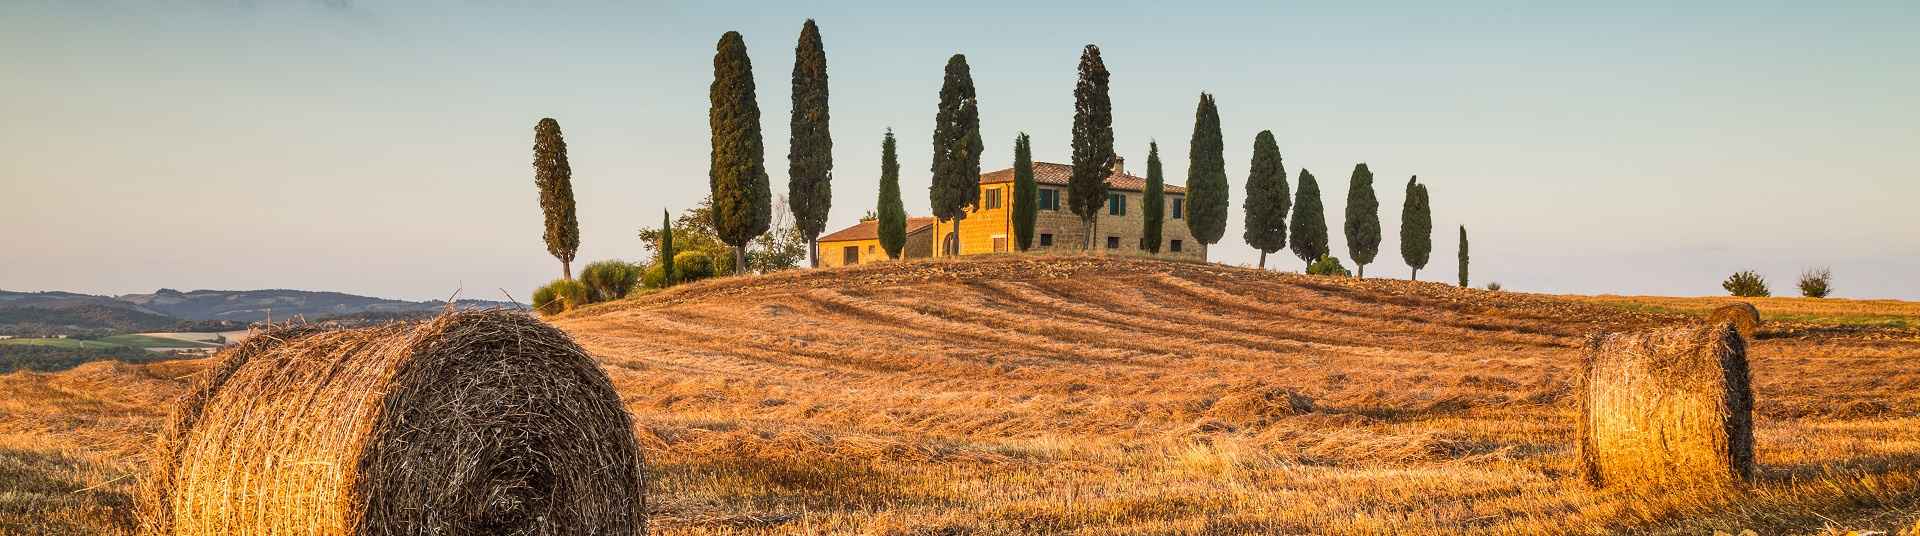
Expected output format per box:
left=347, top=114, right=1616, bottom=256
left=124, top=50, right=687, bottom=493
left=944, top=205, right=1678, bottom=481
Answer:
left=818, top=216, right=939, bottom=267
left=818, top=159, right=1205, bottom=267
left=935, top=159, right=1204, bottom=259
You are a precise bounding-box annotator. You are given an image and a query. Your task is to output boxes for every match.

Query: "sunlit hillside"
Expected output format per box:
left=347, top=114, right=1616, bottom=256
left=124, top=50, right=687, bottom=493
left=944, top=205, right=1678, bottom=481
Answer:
left=4, top=255, right=1918, bottom=535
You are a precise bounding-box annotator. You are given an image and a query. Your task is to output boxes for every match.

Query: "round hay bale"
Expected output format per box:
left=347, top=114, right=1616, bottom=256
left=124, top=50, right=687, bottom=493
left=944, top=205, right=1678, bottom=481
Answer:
left=139, top=310, right=646, bottom=535
left=1707, top=302, right=1761, bottom=339
left=1576, top=324, right=1754, bottom=493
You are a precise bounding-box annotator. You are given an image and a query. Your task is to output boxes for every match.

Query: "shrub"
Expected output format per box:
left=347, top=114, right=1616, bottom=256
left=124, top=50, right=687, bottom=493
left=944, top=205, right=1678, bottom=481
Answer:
left=641, top=264, right=670, bottom=290
left=531, top=279, right=589, bottom=316
left=1486, top=282, right=1503, bottom=292
left=1722, top=271, right=1770, bottom=298
left=581, top=260, right=642, bottom=303
left=1306, top=254, right=1351, bottom=277
left=1797, top=268, right=1832, bottom=298
left=675, top=251, right=716, bottom=283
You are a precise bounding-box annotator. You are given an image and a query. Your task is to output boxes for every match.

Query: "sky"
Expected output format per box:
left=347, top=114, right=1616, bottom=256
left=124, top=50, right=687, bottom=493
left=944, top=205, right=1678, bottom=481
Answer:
left=2, top=1, right=1916, bottom=302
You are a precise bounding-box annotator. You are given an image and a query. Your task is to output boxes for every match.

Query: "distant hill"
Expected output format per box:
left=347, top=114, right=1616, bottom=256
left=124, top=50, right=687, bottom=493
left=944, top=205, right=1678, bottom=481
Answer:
left=0, top=288, right=511, bottom=334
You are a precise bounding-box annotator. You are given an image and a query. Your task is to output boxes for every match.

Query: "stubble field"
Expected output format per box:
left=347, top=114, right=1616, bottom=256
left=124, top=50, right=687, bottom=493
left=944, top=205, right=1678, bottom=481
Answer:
left=3, top=255, right=1917, bottom=534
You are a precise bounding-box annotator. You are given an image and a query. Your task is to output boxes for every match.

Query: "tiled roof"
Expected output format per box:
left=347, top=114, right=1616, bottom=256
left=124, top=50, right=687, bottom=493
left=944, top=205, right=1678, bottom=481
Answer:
left=978, top=162, right=1187, bottom=194
left=818, top=216, right=938, bottom=243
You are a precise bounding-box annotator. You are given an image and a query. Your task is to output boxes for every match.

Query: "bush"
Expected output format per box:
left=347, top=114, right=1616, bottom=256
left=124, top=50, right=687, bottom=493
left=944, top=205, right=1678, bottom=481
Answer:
left=1797, top=268, right=1832, bottom=298
left=1722, top=270, right=1770, bottom=298
left=581, top=260, right=643, bottom=303
left=1486, top=281, right=1503, bottom=291
left=1306, top=254, right=1351, bottom=277
left=641, top=264, right=670, bottom=290
left=675, top=251, right=715, bottom=283
left=531, top=279, right=590, bottom=316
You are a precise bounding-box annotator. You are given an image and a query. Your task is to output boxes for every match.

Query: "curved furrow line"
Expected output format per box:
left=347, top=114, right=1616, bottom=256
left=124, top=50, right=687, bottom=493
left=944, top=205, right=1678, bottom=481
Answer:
left=793, top=288, right=1117, bottom=365
left=963, top=279, right=1334, bottom=362
left=1049, top=275, right=1402, bottom=351
left=1138, top=274, right=1564, bottom=350
left=656, top=300, right=1022, bottom=380
left=1200, top=276, right=1578, bottom=345
left=579, top=310, right=903, bottom=380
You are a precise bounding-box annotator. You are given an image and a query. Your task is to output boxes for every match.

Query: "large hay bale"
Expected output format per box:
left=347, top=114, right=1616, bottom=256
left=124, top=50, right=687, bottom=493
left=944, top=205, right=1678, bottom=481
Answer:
left=1707, top=302, right=1761, bottom=338
left=1577, top=324, right=1754, bottom=493
left=140, top=310, right=646, bottom=535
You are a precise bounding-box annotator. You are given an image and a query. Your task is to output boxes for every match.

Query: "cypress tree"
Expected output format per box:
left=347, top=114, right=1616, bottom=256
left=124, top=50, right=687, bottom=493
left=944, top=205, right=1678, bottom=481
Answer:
left=1343, top=163, right=1382, bottom=278
left=710, top=31, right=771, bottom=275
left=1241, top=130, right=1289, bottom=269
left=1011, top=133, right=1037, bottom=251
left=1068, top=44, right=1114, bottom=250
left=660, top=209, right=677, bottom=286
left=1185, top=93, right=1229, bottom=249
left=1141, top=141, right=1166, bottom=254
left=1457, top=225, right=1470, bottom=288
left=877, top=129, right=907, bottom=259
left=532, top=118, right=579, bottom=280
left=1288, top=168, right=1329, bottom=269
left=929, top=54, right=982, bottom=256
left=1400, top=176, right=1432, bottom=280
left=788, top=19, right=832, bottom=268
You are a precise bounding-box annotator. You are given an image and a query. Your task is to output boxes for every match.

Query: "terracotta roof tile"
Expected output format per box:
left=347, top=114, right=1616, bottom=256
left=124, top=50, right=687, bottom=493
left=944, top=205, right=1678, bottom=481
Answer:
left=818, top=216, right=938, bottom=243
left=978, top=162, right=1186, bottom=194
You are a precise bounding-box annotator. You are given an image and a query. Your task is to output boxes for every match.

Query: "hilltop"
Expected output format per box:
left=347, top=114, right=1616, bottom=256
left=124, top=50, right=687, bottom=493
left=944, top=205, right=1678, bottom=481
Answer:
left=2, top=255, right=1916, bottom=534
left=550, top=254, right=1920, bottom=534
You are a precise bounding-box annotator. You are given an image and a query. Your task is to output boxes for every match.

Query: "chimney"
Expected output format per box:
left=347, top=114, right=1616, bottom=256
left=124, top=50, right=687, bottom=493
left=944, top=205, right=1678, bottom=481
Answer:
left=1112, top=156, right=1126, bottom=176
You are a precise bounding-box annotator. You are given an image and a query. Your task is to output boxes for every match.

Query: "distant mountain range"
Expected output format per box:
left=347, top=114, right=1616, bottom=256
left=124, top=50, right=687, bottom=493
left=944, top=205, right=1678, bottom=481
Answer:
left=0, top=288, right=512, bottom=334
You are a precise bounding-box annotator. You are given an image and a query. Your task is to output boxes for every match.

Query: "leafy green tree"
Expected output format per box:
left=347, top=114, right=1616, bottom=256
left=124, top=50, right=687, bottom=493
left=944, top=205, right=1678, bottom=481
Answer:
left=877, top=129, right=908, bottom=259
left=710, top=31, right=771, bottom=275
left=660, top=209, right=676, bottom=287
left=1141, top=141, right=1166, bottom=254
left=1401, top=176, right=1432, bottom=280
left=1242, top=131, right=1289, bottom=269
left=1457, top=225, right=1470, bottom=288
left=533, top=118, right=579, bottom=280
left=929, top=54, right=983, bottom=256
left=788, top=19, right=832, bottom=268
left=1068, top=44, right=1114, bottom=250
left=581, top=260, right=641, bottom=303
left=1344, top=163, right=1381, bottom=278
left=1798, top=268, right=1832, bottom=298
left=1723, top=270, right=1770, bottom=297
left=1011, top=133, right=1037, bottom=251
left=749, top=194, right=810, bottom=273
left=1185, top=93, right=1230, bottom=249
left=639, top=197, right=737, bottom=278
left=1288, top=169, right=1329, bottom=269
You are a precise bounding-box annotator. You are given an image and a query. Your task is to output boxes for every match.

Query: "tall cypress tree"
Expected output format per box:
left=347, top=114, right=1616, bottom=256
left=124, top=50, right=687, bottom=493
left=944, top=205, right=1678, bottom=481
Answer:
left=1457, top=225, right=1470, bottom=288
left=660, top=209, right=676, bottom=286
left=877, top=129, right=907, bottom=259
left=1185, top=93, right=1229, bottom=250
left=710, top=31, right=771, bottom=275
left=1288, top=168, right=1329, bottom=269
left=1400, top=176, right=1432, bottom=280
left=1068, top=44, right=1114, bottom=250
left=1141, top=141, right=1166, bottom=254
left=788, top=19, right=832, bottom=268
left=929, top=54, right=982, bottom=256
left=1241, top=130, right=1289, bottom=269
left=1343, top=163, right=1381, bottom=278
left=1011, top=133, right=1037, bottom=251
left=532, top=118, right=579, bottom=280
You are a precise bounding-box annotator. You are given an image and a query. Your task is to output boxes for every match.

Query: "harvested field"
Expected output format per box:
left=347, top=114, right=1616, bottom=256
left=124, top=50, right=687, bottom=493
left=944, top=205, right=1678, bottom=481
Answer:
left=2, top=255, right=1918, bottom=534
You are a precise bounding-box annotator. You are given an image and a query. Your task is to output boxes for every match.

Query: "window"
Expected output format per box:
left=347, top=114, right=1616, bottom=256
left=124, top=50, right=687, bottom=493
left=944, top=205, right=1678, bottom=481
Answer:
left=1172, top=198, right=1184, bottom=219
left=1039, top=233, right=1053, bottom=247
left=844, top=246, right=861, bottom=265
left=867, top=245, right=875, bottom=254
left=982, top=187, right=1002, bottom=209
left=1108, top=193, right=1127, bottom=216
left=1039, top=188, right=1058, bottom=211
left=1107, top=236, right=1120, bottom=249
left=1171, top=239, right=1183, bottom=253
left=993, top=237, right=1007, bottom=253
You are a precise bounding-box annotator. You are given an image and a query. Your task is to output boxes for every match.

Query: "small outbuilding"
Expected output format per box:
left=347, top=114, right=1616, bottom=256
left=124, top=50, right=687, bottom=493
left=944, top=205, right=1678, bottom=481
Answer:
left=817, top=216, right=938, bottom=267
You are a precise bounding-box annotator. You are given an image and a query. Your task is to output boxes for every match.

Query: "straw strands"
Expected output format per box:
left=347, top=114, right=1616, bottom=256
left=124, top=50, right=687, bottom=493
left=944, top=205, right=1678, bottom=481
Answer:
left=139, top=310, right=646, bottom=535
left=1577, top=324, right=1755, bottom=494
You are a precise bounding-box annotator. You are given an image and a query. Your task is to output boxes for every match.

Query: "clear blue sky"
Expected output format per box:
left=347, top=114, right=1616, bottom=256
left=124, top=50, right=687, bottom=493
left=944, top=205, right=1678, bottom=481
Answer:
left=3, top=1, right=1916, bottom=301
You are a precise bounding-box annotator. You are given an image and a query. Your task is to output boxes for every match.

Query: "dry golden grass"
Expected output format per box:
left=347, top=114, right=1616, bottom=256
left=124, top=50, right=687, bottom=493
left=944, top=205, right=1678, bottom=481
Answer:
left=3, top=255, right=1918, bottom=534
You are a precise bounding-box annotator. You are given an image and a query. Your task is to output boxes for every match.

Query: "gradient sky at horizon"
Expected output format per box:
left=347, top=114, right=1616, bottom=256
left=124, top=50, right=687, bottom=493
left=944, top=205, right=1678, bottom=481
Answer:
left=3, top=1, right=1916, bottom=302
